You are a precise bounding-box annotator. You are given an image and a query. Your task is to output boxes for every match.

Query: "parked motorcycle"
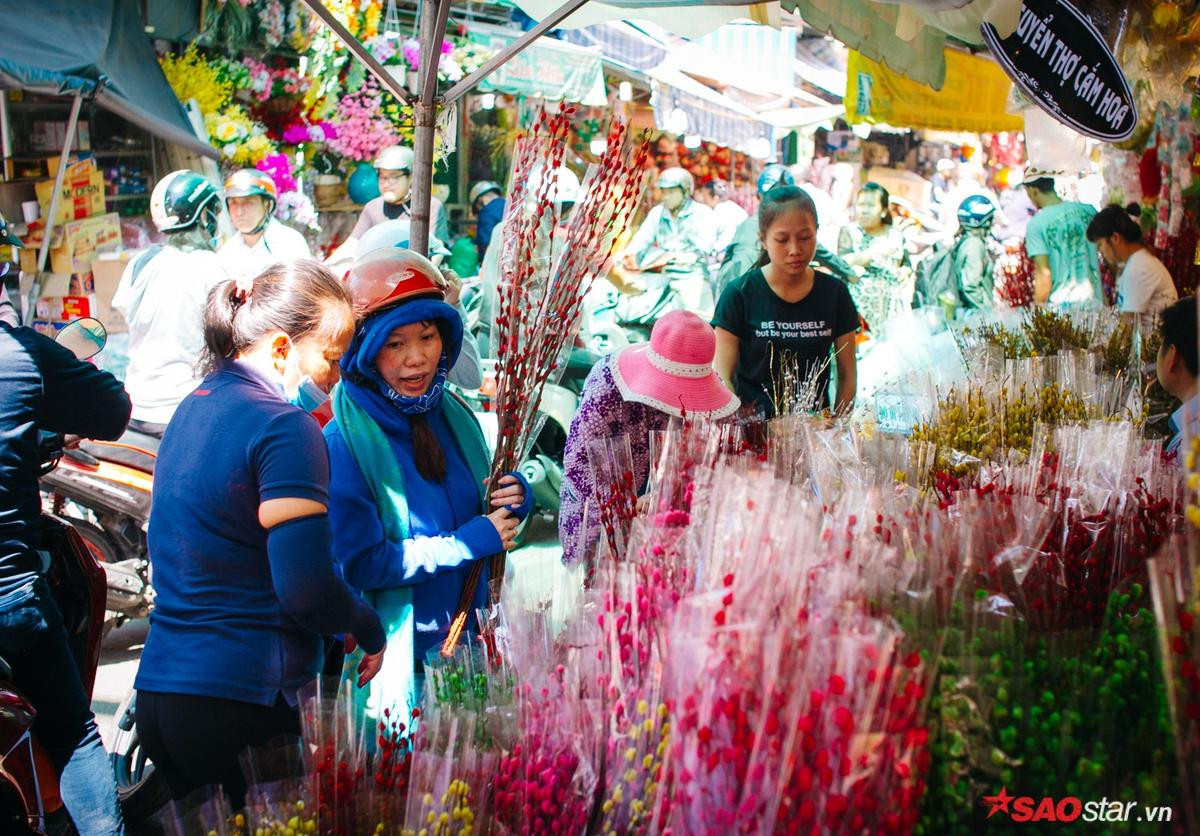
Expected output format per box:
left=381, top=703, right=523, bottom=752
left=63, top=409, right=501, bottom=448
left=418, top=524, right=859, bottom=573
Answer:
left=0, top=318, right=167, bottom=833
left=39, top=419, right=155, bottom=634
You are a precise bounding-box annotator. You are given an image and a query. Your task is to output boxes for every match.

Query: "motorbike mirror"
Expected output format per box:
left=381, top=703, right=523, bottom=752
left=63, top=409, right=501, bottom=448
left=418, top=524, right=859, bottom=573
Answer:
left=56, top=317, right=108, bottom=361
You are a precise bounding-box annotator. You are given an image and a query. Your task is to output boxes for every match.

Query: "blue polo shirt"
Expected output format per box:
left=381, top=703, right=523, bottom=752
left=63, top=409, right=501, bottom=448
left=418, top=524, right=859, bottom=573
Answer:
left=136, top=361, right=363, bottom=706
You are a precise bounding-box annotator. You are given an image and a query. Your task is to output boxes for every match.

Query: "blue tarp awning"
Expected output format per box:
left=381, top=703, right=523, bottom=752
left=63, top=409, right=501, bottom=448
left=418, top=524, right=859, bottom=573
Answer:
left=0, top=0, right=217, bottom=160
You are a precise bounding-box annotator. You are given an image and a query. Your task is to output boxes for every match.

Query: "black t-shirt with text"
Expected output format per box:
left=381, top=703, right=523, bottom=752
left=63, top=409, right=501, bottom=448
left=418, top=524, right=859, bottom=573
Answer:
left=712, top=268, right=858, bottom=417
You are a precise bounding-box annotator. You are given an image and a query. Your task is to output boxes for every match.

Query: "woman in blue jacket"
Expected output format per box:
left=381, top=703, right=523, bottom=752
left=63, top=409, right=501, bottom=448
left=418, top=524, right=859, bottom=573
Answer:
left=325, top=248, right=530, bottom=719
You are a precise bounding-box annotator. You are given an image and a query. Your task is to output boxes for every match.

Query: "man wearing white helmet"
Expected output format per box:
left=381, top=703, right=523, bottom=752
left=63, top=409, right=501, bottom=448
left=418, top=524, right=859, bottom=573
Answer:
left=112, top=170, right=230, bottom=433
left=615, top=166, right=716, bottom=313
left=327, top=145, right=451, bottom=265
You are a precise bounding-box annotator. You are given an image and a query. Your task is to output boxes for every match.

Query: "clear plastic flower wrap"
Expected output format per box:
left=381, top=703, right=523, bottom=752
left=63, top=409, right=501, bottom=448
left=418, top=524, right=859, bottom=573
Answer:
left=239, top=737, right=312, bottom=835
left=159, top=786, right=237, bottom=836
left=297, top=677, right=370, bottom=833
left=1149, top=534, right=1200, bottom=831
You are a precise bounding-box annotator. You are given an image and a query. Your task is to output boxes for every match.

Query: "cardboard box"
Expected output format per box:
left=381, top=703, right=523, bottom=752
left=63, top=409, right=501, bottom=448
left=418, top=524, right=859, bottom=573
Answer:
left=35, top=294, right=92, bottom=323
left=30, top=121, right=90, bottom=153
left=36, top=159, right=106, bottom=225
left=17, top=212, right=119, bottom=275
left=90, top=251, right=132, bottom=334
left=46, top=152, right=95, bottom=179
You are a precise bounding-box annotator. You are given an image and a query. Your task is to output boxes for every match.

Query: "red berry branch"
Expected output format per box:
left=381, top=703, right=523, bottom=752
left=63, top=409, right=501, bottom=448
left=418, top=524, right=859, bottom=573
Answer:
left=441, top=111, right=649, bottom=657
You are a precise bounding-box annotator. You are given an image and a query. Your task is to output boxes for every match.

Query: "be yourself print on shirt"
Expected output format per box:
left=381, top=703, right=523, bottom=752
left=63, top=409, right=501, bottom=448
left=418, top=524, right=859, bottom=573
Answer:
left=713, top=269, right=859, bottom=417
left=753, top=318, right=835, bottom=340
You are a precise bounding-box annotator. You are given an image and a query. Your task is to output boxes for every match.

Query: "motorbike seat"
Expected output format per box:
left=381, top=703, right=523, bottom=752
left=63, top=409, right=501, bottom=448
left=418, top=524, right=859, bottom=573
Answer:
left=79, top=428, right=159, bottom=475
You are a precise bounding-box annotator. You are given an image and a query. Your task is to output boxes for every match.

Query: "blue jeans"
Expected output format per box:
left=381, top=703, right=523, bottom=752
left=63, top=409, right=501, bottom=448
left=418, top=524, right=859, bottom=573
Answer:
left=0, top=578, right=123, bottom=834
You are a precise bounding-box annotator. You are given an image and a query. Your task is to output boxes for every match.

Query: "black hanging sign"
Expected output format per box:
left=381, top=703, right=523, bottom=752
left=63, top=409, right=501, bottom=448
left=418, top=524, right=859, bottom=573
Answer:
left=981, top=0, right=1137, bottom=142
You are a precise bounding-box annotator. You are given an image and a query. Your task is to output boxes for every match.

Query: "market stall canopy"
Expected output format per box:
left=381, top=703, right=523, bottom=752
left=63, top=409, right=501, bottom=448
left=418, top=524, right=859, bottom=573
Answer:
left=469, top=28, right=608, bottom=105
left=783, top=0, right=1020, bottom=90
left=843, top=48, right=1023, bottom=133
left=0, top=0, right=217, bottom=160
left=795, top=37, right=847, bottom=101
left=558, top=22, right=669, bottom=70
left=512, top=0, right=779, bottom=39
left=648, top=62, right=771, bottom=152
left=758, top=103, right=844, bottom=129
left=689, top=23, right=797, bottom=98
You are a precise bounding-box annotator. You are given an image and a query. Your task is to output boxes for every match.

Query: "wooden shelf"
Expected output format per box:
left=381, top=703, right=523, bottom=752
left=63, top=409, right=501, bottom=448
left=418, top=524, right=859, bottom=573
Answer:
left=6, top=101, right=73, bottom=112
left=94, top=150, right=152, bottom=159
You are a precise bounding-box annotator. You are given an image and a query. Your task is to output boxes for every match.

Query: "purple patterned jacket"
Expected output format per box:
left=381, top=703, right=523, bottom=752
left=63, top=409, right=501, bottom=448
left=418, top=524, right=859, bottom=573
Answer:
left=558, top=355, right=669, bottom=565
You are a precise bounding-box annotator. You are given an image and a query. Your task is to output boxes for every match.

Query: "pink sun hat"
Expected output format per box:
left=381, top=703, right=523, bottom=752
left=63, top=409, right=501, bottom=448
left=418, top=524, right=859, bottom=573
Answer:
left=611, top=310, right=739, bottom=419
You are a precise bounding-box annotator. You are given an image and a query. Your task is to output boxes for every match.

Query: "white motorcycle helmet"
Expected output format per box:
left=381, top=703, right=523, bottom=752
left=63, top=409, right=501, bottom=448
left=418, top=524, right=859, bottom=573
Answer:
left=356, top=218, right=451, bottom=261
left=525, top=166, right=581, bottom=208
left=656, top=166, right=694, bottom=196
left=374, top=145, right=415, bottom=172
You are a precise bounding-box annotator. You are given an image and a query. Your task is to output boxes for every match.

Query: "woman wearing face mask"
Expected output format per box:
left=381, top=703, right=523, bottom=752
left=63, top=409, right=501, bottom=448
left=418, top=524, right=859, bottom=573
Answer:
left=836, top=181, right=911, bottom=334
left=714, top=186, right=858, bottom=419
left=134, top=260, right=387, bottom=810
left=325, top=249, right=532, bottom=720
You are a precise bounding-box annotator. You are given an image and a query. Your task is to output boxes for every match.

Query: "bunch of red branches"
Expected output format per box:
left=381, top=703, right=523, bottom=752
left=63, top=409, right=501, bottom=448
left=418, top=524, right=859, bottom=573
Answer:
left=442, top=109, right=649, bottom=656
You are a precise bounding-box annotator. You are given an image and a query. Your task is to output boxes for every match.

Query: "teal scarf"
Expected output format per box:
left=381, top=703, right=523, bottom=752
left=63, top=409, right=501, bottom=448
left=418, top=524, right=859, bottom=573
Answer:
left=331, top=381, right=490, bottom=723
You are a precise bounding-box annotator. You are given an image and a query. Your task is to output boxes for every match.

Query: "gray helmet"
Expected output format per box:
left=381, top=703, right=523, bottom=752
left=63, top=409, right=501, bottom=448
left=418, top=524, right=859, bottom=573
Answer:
left=757, top=164, right=794, bottom=195
left=656, top=167, right=694, bottom=194
left=469, top=181, right=502, bottom=207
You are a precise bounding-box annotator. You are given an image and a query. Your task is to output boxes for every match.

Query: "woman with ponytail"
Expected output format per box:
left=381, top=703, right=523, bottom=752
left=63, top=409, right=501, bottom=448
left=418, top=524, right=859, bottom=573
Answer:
left=135, top=260, right=386, bottom=810
left=324, top=248, right=531, bottom=721
left=714, top=186, right=858, bottom=419
left=1086, top=203, right=1178, bottom=332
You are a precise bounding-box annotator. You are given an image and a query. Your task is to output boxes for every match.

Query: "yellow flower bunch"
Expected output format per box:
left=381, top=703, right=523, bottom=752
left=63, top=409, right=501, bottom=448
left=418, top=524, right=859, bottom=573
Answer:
left=1185, top=436, right=1200, bottom=530
left=326, top=0, right=359, bottom=36
left=159, top=45, right=232, bottom=116
left=205, top=105, right=277, bottom=166
left=363, top=0, right=382, bottom=40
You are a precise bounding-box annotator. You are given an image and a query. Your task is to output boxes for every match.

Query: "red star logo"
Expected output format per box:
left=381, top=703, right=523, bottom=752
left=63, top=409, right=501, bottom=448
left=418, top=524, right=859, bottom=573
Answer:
left=983, top=786, right=1014, bottom=818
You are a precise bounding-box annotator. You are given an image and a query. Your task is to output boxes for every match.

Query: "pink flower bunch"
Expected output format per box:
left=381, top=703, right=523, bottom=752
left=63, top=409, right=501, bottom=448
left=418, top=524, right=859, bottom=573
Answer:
left=399, top=38, right=453, bottom=72
left=258, top=0, right=285, bottom=47
left=327, top=79, right=399, bottom=162
left=366, top=34, right=398, bottom=64
left=272, top=66, right=309, bottom=97
left=255, top=153, right=298, bottom=194
left=281, top=121, right=336, bottom=146
left=275, top=191, right=319, bottom=231
left=241, top=56, right=272, bottom=102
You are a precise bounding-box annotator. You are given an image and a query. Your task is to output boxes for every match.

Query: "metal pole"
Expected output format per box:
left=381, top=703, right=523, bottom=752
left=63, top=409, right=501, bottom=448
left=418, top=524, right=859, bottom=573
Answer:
left=441, top=0, right=590, bottom=107
left=0, top=91, right=11, bottom=179
left=37, top=93, right=83, bottom=275
left=297, top=0, right=414, bottom=105
left=409, top=0, right=451, bottom=256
